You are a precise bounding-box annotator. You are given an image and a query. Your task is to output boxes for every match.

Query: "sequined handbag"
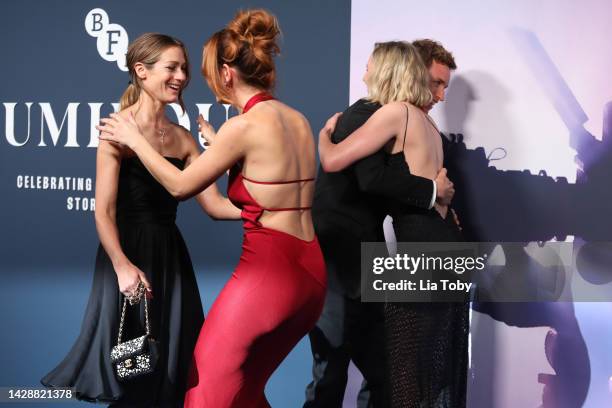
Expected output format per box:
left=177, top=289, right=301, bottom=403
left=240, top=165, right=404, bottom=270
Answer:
left=110, top=293, right=159, bottom=381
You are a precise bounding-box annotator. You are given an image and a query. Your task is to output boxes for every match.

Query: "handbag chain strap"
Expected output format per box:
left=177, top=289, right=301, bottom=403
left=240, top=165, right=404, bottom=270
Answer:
left=116, top=292, right=150, bottom=345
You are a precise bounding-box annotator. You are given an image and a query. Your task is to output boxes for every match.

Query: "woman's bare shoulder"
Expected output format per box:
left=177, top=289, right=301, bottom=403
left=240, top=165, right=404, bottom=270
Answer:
left=168, top=122, right=199, bottom=157
left=271, top=101, right=311, bottom=132
left=169, top=122, right=194, bottom=140
left=370, top=101, right=409, bottom=122
left=116, top=107, right=136, bottom=120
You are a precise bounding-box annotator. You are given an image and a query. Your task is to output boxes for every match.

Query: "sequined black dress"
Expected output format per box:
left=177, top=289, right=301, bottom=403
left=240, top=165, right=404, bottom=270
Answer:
left=384, top=152, right=469, bottom=408
left=42, top=156, right=204, bottom=407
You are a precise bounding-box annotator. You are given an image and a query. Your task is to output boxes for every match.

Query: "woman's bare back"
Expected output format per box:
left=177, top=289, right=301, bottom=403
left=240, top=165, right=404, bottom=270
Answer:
left=390, top=103, right=443, bottom=180
left=239, top=100, right=316, bottom=240
left=391, top=103, right=447, bottom=217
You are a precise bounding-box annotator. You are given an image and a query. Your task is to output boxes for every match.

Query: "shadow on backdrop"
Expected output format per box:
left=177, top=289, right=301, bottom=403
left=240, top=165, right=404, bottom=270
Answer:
left=439, top=29, right=612, bottom=406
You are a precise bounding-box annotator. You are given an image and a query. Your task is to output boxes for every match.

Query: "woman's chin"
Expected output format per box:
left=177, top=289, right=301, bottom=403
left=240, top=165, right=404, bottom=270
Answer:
left=166, top=96, right=179, bottom=104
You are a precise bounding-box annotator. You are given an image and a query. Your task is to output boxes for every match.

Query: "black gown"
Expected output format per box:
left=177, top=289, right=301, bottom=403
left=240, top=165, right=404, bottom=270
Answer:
left=384, top=152, right=469, bottom=408
left=41, top=156, right=204, bottom=407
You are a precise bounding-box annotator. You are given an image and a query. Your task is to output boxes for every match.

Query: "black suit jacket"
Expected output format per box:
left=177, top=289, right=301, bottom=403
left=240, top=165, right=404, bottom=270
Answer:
left=312, top=99, right=434, bottom=298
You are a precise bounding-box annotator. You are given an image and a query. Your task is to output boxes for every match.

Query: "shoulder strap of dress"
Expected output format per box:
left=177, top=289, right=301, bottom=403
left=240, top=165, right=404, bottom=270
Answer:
left=402, top=103, right=410, bottom=151
left=425, top=114, right=441, bottom=135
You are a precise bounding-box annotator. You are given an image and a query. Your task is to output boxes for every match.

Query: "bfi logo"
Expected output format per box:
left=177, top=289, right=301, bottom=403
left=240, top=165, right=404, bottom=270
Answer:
left=84, top=8, right=128, bottom=72
left=1, top=8, right=234, bottom=149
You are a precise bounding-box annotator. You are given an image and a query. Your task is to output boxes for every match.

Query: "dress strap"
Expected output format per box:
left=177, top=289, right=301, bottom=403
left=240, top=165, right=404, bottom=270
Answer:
left=402, top=103, right=410, bottom=151
left=242, top=174, right=315, bottom=185
left=262, top=205, right=312, bottom=212
left=243, top=92, right=275, bottom=113
left=424, top=114, right=441, bottom=136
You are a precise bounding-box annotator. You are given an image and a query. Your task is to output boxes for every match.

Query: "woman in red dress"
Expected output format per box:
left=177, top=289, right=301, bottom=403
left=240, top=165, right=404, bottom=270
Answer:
left=98, top=9, right=326, bottom=407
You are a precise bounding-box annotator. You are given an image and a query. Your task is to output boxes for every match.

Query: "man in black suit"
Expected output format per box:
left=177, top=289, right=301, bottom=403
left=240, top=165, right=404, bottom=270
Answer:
left=303, top=88, right=454, bottom=407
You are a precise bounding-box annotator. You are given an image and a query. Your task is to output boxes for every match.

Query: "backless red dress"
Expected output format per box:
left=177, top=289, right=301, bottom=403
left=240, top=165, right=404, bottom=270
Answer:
left=184, top=93, right=326, bottom=408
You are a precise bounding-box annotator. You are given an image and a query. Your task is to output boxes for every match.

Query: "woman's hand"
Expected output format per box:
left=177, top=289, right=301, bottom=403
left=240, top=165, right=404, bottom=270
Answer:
left=114, top=260, right=152, bottom=299
left=97, top=112, right=143, bottom=150
left=197, top=114, right=217, bottom=147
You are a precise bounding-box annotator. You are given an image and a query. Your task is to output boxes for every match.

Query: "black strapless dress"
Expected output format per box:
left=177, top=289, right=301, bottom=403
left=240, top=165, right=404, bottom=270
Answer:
left=384, top=152, right=469, bottom=408
left=42, top=156, right=204, bottom=407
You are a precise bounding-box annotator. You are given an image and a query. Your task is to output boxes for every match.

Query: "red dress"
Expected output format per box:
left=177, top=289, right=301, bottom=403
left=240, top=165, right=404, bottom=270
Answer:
left=184, top=94, right=327, bottom=408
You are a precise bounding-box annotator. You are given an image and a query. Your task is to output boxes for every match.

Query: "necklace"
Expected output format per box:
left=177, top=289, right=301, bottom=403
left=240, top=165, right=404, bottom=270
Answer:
left=157, top=126, right=167, bottom=154
left=158, top=127, right=167, bottom=145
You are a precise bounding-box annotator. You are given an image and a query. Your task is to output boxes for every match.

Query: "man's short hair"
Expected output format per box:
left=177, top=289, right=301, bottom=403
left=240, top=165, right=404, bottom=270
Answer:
left=412, top=39, right=457, bottom=70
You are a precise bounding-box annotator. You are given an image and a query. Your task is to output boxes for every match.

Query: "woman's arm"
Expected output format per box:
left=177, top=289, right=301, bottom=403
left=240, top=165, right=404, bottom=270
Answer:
left=318, top=102, right=404, bottom=172
left=94, top=140, right=152, bottom=295
left=196, top=183, right=242, bottom=220
left=181, top=128, right=241, bottom=220
left=98, top=112, right=248, bottom=200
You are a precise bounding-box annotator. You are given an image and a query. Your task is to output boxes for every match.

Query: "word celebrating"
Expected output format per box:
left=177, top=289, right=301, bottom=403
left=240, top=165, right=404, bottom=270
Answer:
left=17, top=175, right=92, bottom=191
left=372, top=253, right=486, bottom=275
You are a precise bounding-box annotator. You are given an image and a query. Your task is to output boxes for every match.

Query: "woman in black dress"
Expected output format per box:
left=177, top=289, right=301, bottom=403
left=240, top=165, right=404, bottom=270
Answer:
left=319, top=41, right=468, bottom=408
left=41, top=33, right=240, bottom=407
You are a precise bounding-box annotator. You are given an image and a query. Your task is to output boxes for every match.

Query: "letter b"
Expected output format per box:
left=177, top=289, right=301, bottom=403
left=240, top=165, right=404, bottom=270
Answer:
left=85, top=8, right=109, bottom=38
left=92, top=13, right=103, bottom=32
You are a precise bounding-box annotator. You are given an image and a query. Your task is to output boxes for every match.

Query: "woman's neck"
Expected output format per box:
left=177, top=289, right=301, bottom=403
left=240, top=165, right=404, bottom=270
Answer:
left=231, top=85, right=268, bottom=113
left=132, top=91, right=167, bottom=130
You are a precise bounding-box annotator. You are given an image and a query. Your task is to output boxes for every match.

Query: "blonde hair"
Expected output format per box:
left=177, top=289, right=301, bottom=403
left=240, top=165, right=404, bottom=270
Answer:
left=365, top=41, right=432, bottom=107
left=120, top=33, right=190, bottom=111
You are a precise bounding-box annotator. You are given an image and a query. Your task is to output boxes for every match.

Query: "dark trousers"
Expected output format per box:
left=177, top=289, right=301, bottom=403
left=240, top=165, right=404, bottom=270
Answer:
left=304, top=287, right=388, bottom=408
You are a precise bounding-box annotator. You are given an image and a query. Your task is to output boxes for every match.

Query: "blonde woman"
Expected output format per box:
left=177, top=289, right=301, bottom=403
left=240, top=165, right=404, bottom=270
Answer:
left=42, top=33, right=239, bottom=407
left=319, top=41, right=468, bottom=407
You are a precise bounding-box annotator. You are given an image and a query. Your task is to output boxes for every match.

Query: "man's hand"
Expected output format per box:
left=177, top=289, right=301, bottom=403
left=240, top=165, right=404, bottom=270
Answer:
left=434, top=203, right=448, bottom=219
left=451, top=208, right=462, bottom=230
left=435, top=168, right=454, bottom=205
